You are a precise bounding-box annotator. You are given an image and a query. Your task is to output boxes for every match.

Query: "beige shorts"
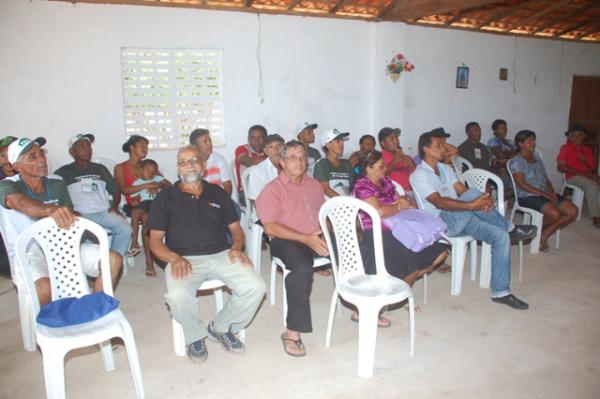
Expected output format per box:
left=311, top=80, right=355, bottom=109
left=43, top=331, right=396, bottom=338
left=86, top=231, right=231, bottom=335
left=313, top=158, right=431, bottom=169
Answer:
left=27, top=243, right=101, bottom=282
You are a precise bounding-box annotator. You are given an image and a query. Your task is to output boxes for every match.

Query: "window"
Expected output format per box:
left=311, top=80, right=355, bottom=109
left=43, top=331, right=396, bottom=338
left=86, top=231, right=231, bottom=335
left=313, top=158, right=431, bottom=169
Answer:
left=121, top=48, right=225, bottom=149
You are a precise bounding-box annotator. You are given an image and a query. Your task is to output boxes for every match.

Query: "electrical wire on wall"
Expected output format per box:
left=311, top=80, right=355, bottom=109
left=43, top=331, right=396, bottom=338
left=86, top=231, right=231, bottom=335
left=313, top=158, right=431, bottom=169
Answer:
left=256, top=13, right=265, bottom=104
left=557, top=41, right=564, bottom=101
left=512, top=36, right=518, bottom=94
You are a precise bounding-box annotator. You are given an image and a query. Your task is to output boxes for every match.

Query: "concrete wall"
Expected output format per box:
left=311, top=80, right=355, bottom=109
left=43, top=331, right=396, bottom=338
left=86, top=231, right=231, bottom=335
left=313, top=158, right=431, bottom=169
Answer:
left=1, top=0, right=599, bottom=184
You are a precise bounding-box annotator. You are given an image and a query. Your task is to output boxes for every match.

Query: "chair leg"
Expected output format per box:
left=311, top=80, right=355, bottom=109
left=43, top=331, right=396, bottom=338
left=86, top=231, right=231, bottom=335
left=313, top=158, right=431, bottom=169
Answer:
left=408, top=296, right=415, bottom=357
left=119, top=321, right=146, bottom=399
left=99, top=340, right=116, bottom=372
left=469, top=241, right=477, bottom=281
left=451, top=241, right=468, bottom=295
left=42, top=346, right=67, bottom=399
left=555, top=229, right=560, bottom=249
left=529, top=213, right=542, bottom=255
left=282, top=269, right=290, bottom=326
left=422, top=273, right=428, bottom=304
left=214, top=288, right=224, bottom=312
left=269, top=260, right=277, bottom=306
left=172, top=318, right=186, bottom=357
left=325, top=291, right=338, bottom=347
left=479, top=243, right=491, bottom=289
left=356, top=306, right=380, bottom=378
left=518, top=241, right=523, bottom=283
left=18, top=290, right=36, bottom=352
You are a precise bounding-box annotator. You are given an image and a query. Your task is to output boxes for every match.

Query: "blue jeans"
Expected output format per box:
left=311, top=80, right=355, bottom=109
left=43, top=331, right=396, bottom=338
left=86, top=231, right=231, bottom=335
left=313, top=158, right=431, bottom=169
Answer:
left=84, top=210, right=133, bottom=257
left=165, top=250, right=266, bottom=345
left=440, top=189, right=511, bottom=298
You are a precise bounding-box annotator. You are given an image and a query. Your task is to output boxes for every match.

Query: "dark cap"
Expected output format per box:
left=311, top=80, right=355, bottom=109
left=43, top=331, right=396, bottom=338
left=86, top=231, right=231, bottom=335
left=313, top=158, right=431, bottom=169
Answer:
left=429, top=127, right=451, bottom=138
left=377, top=127, right=401, bottom=143
left=122, top=135, right=149, bottom=153
left=565, top=124, right=586, bottom=136
left=264, top=134, right=285, bottom=146
left=0, top=136, right=17, bottom=149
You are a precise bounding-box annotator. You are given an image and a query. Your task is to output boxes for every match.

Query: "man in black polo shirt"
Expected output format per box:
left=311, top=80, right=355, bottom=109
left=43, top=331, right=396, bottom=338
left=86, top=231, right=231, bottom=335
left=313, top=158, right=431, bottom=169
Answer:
left=148, top=145, right=265, bottom=363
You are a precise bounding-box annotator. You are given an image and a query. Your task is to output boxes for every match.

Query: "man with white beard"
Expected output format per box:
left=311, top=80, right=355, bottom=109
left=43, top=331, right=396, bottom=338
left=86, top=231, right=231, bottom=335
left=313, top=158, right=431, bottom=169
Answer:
left=148, top=145, right=265, bottom=363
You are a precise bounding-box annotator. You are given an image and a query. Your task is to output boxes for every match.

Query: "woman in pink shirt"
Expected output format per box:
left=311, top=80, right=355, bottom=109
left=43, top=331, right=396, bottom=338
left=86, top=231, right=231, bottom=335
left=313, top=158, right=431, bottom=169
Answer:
left=378, top=127, right=415, bottom=193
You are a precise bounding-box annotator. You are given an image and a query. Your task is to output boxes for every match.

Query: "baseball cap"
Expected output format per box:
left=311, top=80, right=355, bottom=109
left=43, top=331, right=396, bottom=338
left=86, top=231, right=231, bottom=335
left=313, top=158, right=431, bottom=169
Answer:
left=565, top=124, right=586, bottom=136
left=429, top=127, right=451, bottom=138
left=295, top=121, right=318, bottom=137
left=0, top=136, right=17, bottom=149
left=8, top=137, right=47, bottom=164
left=264, top=134, right=285, bottom=146
left=68, top=133, right=95, bottom=149
left=377, top=127, right=401, bottom=143
left=318, top=129, right=349, bottom=148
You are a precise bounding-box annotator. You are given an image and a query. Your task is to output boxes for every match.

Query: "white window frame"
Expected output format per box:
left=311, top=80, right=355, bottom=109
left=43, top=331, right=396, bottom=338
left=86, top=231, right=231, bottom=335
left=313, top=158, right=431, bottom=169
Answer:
left=121, top=48, right=225, bottom=149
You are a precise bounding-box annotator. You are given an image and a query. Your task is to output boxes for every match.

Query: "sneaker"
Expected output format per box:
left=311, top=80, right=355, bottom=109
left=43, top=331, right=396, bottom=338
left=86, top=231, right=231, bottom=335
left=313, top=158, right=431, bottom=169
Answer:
left=187, top=338, right=208, bottom=363
left=492, top=294, right=529, bottom=310
left=509, top=225, right=537, bottom=242
left=207, top=321, right=245, bottom=353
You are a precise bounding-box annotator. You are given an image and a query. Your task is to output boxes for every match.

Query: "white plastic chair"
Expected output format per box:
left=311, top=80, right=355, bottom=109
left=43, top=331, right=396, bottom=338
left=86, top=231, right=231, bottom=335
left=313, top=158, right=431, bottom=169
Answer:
left=171, top=279, right=245, bottom=356
left=15, top=217, right=144, bottom=399
left=507, top=158, right=559, bottom=254
left=270, top=256, right=331, bottom=325
left=462, top=168, right=525, bottom=283
left=240, top=166, right=264, bottom=273
left=560, top=174, right=584, bottom=221
left=410, top=176, right=481, bottom=296
left=319, top=196, right=414, bottom=378
left=229, top=160, right=242, bottom=207
left=452, top=155, right=473, bottom=183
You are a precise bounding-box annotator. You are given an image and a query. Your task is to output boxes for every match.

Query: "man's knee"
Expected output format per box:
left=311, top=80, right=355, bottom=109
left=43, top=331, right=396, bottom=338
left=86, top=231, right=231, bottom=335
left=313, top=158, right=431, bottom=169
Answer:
left=35, top=277, right=52, bottom=305
left=543, top=205, right=561, bottom=222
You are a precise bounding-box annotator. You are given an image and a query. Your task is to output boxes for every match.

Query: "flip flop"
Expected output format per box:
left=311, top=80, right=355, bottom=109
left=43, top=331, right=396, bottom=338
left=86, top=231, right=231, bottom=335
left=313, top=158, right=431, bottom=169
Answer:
left=539, top=242, right=550, bottom=252
left=127, top=247, right=141, bottom=256
left=145, top=269, right=157, bottom=277
left=350, top=312, right=391, bottom=328
left=436, top=263, right=452, bottom=274
left=280, top=333, right=306, bottom=357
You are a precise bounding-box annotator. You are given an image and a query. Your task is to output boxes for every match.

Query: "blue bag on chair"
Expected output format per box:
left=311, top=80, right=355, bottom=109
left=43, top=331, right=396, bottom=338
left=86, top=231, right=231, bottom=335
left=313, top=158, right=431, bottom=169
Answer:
left=36, top=292, right=120, bottom=328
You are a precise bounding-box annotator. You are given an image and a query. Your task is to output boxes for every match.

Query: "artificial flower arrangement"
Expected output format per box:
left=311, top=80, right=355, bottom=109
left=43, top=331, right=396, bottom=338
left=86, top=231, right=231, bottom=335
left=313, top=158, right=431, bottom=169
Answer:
left=385, top=53, right=414, bottom=82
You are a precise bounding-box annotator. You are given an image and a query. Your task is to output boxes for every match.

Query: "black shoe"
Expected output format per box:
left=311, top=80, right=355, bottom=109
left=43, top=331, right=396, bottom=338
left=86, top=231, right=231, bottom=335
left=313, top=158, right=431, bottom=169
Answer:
left=187, top=338, right=208, bottom=363
left=492, top=294, right=529, bottom=310
left=509, top=225, right=537, bottom=242
left=207, top=321, right=245, bottom=353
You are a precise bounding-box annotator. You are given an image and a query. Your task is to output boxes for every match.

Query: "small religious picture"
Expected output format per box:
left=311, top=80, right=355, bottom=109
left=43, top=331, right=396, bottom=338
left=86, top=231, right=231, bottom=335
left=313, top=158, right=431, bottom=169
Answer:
left=456, top=66, right=469, bottom=89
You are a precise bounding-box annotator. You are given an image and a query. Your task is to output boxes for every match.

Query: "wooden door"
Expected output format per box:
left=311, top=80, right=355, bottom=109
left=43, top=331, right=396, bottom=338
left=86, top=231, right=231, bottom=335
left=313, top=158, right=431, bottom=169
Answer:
left=569, top=75, right=600, bottom=172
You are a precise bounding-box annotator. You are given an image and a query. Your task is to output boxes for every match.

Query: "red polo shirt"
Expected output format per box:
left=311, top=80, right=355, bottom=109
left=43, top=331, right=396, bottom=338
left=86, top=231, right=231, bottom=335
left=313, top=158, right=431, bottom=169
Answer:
left=556, top=142, right=596, bottom=179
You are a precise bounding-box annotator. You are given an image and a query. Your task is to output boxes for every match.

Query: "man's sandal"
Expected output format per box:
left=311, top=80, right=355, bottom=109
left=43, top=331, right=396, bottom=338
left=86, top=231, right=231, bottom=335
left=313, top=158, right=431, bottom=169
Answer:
left=145, top=269, right=157, bottom=277
left=280, top=333, right=306, bottom=357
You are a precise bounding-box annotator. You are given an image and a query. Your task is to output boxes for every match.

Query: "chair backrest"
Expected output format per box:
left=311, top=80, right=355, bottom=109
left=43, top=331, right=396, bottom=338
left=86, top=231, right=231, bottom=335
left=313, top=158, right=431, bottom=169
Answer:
left=462, top=168, right=505, bottom=215
left=15, top=217, right=112, bottom=316
left=452, top=156, right=473, bottom=182
left=240, top=166, right=256, bottom=223
left=229, top=160, right=241, bottom=205
left=92, top=157, right=117, bottom=174
left=391, top=180, right=406, bottom=196
left=319, top=197, right=389, bottom=285
left=409, top=175, right=426, bottom=210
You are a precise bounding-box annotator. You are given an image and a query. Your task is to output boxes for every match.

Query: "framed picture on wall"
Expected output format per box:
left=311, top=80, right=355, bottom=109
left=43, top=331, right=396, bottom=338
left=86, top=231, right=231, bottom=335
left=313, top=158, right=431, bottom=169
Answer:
left=456, top=66, right=469, bottom=89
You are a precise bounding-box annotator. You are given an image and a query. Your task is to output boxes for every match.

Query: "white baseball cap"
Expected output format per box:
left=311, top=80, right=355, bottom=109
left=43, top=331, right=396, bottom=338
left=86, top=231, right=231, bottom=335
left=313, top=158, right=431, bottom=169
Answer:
left=295, top=121, right=318, bottom=136
left=8, top=137, right=47, bottom=164
left=318, top=129, right=349, bottom=149
left=68, top=133, right=95, bottom=149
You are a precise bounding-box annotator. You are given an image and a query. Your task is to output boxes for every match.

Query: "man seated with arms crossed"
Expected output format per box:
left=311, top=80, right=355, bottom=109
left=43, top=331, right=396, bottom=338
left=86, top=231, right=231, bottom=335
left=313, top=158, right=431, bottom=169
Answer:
left=189, top=128, right=232, bottom=196
left=0, top=137, right=122, bottom=304
left=256, top=140, right=328, bottom=357
left=55, top=133, right=132, bottom=264
left=411, top=132, right=536, bottom=310
left=148, top=145, right=265, bottom=363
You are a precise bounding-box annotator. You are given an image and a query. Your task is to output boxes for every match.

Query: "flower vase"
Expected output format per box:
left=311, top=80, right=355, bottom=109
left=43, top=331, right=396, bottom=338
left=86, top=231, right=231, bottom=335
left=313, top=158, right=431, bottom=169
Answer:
left=389, top=72, right=401, bottom=83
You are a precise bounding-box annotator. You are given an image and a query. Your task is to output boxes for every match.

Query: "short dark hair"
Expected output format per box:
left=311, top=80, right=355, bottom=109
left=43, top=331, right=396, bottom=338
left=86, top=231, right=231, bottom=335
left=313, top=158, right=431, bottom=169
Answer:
left=465, top=122, right=479, bottom=133
left=141, top=159, right=158, bottom=169
left=248, top=124, right=267, bottom=138
left=189, top=128, right=210, bottom=145
left=514, top=130, right=536, bottom=148
left=358, top=150, right=382, bottom=176
left=359, top=134, right=376, bottom=145
left=122, top=135, right=149, bottom=153
left=418, top=132, right=435, bottom=159
left=491, top=119, right=506, bottom=131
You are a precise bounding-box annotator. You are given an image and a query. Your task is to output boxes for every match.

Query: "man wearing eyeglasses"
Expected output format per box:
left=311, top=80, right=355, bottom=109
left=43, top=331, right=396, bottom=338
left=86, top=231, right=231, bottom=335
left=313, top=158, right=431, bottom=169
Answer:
left=148, top=145, right=265, bottom=363
left=0, top=137, right=123, bottom=304
left=255, top=140, right=328, bottom=357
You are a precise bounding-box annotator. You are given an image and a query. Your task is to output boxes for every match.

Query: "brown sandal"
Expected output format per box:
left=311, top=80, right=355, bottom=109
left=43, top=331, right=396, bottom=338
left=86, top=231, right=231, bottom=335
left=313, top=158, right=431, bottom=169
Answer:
left=280, top=333, right=306, bottom=357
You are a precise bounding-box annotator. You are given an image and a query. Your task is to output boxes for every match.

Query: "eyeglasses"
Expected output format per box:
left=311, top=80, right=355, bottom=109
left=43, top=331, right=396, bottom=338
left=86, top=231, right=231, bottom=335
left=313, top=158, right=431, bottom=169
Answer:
left=177, top=156, right=203, bottom=167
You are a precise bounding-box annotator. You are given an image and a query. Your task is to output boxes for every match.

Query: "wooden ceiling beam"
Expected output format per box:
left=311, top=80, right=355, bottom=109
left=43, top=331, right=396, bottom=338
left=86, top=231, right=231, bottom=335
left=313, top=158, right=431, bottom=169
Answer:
left=330, top=0, right=348, bottom=14
left=381, top=0, right=499, bottom=22
left=574, top=21, right=600, bottom=39
left=245, top=0, right=253, bottom=7
left=474, top=0, right=537, bottom=29
left=556, top=18, right=599, bottom=37
left=287, top=0, right=302, bottom=11
left=502, top=0, right=570, bottom=32
left=377, top=0, right=397, bottom=19
left=444, top=4, right=486, bottom=26
left=532, top=2, right=600, bottom=34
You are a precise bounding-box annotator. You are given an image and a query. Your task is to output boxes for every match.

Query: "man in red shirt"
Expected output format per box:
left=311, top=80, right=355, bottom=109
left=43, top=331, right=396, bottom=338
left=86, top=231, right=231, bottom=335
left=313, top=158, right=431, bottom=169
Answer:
left=378, top=127, right=416, bottom=193
left=235, top=125, right=267, bottom=205
left=557, top=124, right=599, bottom=227
left=256, top=140, right=327, bottom=357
